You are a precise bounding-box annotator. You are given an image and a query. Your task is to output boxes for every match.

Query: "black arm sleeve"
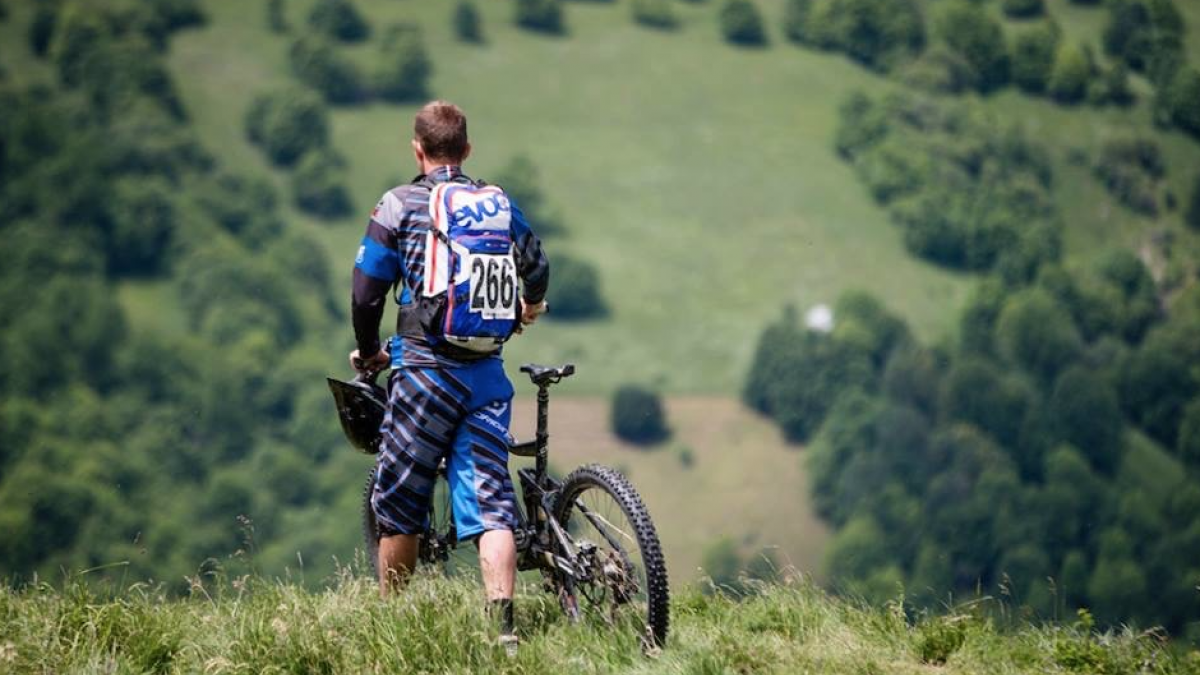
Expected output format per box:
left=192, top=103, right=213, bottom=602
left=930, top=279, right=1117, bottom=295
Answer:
left=351, top=270, right=392, bottom=356
left=516, top=228, right=549, bottom=305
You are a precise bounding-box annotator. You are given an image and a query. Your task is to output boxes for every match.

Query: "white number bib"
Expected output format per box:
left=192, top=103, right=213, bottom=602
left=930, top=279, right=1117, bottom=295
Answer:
left=468, top=252, right=518, bottom=320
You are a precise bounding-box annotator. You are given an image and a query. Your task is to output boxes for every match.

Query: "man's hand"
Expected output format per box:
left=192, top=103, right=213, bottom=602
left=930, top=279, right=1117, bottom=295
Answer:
left=350, top=349, right=390, bottom=373
left=515, top=300, right=548, bottom=334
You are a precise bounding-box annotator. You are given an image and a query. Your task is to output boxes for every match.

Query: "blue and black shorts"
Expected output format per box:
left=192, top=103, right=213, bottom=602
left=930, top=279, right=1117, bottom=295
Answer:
left=371, top=358, right=518, bottom=540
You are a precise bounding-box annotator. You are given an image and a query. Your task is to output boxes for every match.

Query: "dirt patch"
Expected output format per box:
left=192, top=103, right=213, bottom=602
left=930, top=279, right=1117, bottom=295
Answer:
left=510, top=396, right=830, bottom=586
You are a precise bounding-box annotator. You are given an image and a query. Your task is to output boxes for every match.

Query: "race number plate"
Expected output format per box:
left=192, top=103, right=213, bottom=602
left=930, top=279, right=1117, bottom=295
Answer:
left=468, top=252, right=518, bottom=320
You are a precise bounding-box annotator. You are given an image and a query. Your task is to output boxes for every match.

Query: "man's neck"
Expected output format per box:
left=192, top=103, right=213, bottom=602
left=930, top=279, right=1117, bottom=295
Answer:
left=421, top=161, right=460, bottom=175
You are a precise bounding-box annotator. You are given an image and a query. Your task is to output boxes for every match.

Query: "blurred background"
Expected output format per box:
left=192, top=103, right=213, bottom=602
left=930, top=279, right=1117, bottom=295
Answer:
left=1, top=0, right=1198, bottom=640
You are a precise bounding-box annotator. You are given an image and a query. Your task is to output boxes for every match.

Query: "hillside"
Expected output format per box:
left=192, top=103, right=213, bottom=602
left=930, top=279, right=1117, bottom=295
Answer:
left=3, top=574, right=1196, bottom=674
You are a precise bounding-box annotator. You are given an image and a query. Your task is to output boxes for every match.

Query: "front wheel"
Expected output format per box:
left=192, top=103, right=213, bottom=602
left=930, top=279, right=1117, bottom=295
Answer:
left=552, top=464, right=669, bottom=649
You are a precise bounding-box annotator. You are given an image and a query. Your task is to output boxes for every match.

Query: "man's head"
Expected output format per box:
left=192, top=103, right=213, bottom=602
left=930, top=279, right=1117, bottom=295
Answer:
left=412, top=100, right=470, bottom=169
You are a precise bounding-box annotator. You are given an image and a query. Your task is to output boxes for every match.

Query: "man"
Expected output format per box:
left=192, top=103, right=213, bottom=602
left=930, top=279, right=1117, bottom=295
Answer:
left=349, top=101, right=549, bottom=648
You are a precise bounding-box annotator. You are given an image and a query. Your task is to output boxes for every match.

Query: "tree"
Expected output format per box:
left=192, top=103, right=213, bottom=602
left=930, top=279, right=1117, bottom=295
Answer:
left=515, top=0, right=564, bottom=34
left=1178, top=399, right=1200, bottom=466
left=1003, top=0, right=1044, bottom=18
left=307, top=0, right=369, bottom=42
left=108, top=178, right=176, bottom=276
left=1186, top=173, right=1200, bottom=230
left=934, top=2, right=1008, bottom=92
left=374, top=24, right=432, bottom=103
left=291, top=149, right=353, bottom=218
left=995, top=288, right=1082, bottom=384
left=719, top=0, right=766, bottom=47
left=1103, top=0, right=1184, bottom=76
left=492, top=154, right=563, bottom=235
left=783, top=0, right=812, bottom=43
left=1160, top=67, right=1200, bottom=138
left=1093, top=137, right=1164, bottom=216
left=1048, top=41, right=1092, bottom=104
left=29, top=4, right=57, bottom=57
left=289, top=35, right=368, bottom=104
left=453, top=1, right=483, bottom=43
left=611, top=384, right=670, bottom=444
left=244, top=87, right=330, bottom=166
left=1010, top=21, right=1060, bottom=94
left=545, top=254, right=607, bottom=320
left=267, top=0, right=288, bottom=33
left=1120, top=346, right=1197, bottom=448
left=632, top=0, right=678, bottom=30
left=1048, top=366, right=1123, bottom=474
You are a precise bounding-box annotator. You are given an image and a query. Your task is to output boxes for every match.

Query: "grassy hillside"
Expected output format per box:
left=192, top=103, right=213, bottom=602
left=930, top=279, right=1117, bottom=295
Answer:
left=2, top=573, right=1197, bottom=674
left=164, top=0, right=975, bottom=395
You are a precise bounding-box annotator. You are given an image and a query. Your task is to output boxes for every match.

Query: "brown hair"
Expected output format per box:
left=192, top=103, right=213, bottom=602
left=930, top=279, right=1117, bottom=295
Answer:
left=413, top=100, right=469, bottom=163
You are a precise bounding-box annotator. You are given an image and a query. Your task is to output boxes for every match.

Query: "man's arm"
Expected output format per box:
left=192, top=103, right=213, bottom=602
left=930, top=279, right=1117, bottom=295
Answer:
left=509, top=201, right=549, bottom=306
left=351, top=195, right=403, bottom=362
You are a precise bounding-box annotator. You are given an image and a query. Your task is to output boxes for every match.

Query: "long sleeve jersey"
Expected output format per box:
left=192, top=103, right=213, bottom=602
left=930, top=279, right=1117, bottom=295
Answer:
left=351, top=165, right=550, bottom=368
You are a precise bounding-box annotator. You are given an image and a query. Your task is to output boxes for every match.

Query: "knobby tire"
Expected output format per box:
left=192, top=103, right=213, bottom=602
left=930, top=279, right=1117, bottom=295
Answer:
left=553, top=464, right=670, bottom=649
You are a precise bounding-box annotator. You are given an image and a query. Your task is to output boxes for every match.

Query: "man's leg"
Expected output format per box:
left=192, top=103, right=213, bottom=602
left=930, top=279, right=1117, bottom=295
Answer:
left=372, top=367, right=468, bottom=596
left=378, top=533, right=420, bottom=597
left=478, top=529, right=516, bottom=600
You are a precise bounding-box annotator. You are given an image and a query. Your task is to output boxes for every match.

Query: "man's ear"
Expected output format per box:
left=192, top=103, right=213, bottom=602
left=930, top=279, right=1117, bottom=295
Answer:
left=461, top=142, right=472, bottom=163
left=411, top=139, right=424, bottom=164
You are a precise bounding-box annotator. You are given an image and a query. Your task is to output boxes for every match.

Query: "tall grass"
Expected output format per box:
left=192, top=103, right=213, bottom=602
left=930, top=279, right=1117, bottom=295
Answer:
left=2, top=567, right=1196, bottom=674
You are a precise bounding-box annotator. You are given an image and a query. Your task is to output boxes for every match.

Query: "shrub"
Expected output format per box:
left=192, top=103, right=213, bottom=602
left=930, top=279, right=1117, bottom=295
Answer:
left=610, top=384, right=670, bottom=444
left=1178, top=399, right=1200, bottom=466
left=453, top=1, right=483, bottom=43
left=291, top=149, right=353, bottom=218
left=307, top=0, right=369, bottom=42
left=1010, top=21, right=1060, bottom=93
left=632, top=0, right=678, bottom=30
left=719, top=0, right=766, bottom=46
left=374, top=24, right=431, bottom=103
left=1048, top=41, right=1092, bottom=104
left=515, top=0, right=564, bottom=34
left=544, top=254, right=607, bottom=319
left=244, top=87, right=330, bottom=167
left=1002, top=0, right=1044, bottom=19
left=288, top=35, right=368, bottom=104
left=1100, top=62, right=1134, bottom=106
left=934, top=1, right=1009, bottom=92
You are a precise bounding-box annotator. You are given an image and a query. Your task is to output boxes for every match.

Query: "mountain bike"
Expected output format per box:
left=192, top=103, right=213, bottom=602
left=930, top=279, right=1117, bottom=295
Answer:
left=328, top=363, right=670, bottom=649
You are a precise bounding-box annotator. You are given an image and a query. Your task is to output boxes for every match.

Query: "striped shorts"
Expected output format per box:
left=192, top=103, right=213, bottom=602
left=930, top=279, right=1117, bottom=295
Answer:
left=371, top=359, right=518, bottom=540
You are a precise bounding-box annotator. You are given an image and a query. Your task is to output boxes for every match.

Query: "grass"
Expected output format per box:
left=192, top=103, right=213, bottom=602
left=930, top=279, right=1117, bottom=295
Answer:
left=2, top=570, right=1197, bottom=674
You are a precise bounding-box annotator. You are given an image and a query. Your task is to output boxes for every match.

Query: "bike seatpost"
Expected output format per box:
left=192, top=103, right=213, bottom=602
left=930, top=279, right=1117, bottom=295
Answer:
left=535, top=383, right=550, bottom=478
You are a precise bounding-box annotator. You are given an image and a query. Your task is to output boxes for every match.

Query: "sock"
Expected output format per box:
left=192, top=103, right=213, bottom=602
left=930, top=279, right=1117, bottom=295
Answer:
left=489, top=598, right=515, bottom=635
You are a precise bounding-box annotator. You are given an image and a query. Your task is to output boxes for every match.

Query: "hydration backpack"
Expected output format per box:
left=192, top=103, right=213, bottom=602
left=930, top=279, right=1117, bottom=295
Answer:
left=418, top=181, right=520, bottom=356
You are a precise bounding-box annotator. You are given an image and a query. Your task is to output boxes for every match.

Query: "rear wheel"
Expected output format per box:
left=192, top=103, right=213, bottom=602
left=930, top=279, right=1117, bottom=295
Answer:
left=552, top=464, right=669, bottom=649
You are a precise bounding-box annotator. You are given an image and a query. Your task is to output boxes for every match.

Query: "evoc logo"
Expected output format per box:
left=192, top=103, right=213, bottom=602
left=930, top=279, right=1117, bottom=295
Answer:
left=451, top=193, right=511, bottom=228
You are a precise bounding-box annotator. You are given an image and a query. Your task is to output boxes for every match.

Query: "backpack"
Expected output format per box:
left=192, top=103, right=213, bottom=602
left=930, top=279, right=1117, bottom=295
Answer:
left=417, top=181, right=521, bottom=356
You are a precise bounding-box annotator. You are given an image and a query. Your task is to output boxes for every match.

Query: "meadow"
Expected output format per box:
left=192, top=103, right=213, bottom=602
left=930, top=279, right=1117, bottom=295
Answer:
left=3, top=571, right=1197, bottom=674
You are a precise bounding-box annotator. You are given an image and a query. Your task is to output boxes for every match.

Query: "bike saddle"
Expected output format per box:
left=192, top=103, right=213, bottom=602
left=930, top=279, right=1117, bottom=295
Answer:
left=520, top=363, right=575, bottom=386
